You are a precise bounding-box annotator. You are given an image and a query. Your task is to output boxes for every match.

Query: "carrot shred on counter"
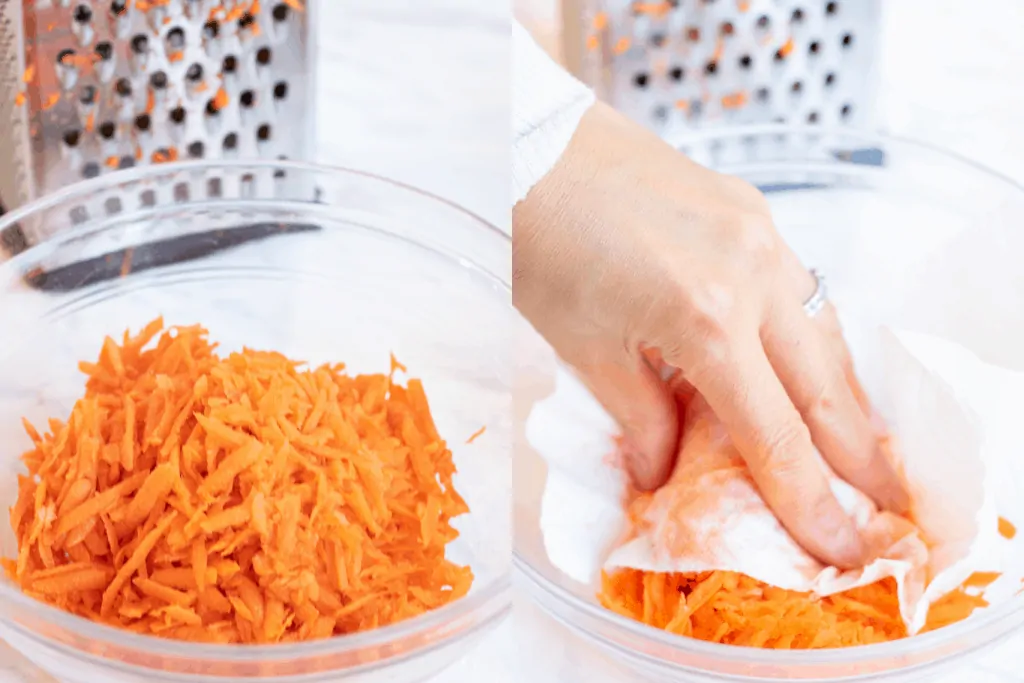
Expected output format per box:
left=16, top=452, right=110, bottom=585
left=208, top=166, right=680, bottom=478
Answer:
left=599, top=569, right=996, bottom=649
left=2, top=318, right=473, bottom=644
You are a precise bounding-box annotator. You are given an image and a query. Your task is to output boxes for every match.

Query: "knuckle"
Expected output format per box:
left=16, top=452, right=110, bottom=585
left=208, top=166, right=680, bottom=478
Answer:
left=759, top=421, right=813, bottom=478
left=725, top=212, right=780, bottom=270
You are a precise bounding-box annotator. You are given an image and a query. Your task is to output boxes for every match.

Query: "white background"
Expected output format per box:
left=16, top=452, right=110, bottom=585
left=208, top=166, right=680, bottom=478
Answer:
left=4, top=0, right=1024, bottom=681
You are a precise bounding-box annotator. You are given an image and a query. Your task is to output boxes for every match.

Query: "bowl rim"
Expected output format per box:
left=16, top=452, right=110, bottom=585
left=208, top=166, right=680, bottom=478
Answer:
left=513, top=124, right=1024, bottom=667
left=0, top=158, right=510, bottom=252
left=0, top=160, right=512, bottom=664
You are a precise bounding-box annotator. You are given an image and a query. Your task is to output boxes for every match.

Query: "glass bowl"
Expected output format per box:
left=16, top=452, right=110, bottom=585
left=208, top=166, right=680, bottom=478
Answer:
left=513, top=126, right=1024, bottom=682
left=0, top=161, right=512, bottom=683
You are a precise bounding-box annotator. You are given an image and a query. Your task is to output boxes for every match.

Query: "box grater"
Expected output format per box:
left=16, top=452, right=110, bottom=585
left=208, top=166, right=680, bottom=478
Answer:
left=559, top=0, right=880, bottom=135
left=0, top=0, right=315, bottom=253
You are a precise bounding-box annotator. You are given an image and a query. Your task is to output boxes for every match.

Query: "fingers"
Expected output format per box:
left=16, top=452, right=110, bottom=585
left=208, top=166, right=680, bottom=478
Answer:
left=686, top=337, right=868, bottom=569
left=762, top=300, right=911, bottom=515
left=572, top=350, right=680, bottom=491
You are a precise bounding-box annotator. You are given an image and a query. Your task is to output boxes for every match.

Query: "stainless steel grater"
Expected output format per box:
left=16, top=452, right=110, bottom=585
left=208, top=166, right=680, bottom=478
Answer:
left=559, top=0, right=879, bottom=135
left=0, top=0, right=315, bottom=248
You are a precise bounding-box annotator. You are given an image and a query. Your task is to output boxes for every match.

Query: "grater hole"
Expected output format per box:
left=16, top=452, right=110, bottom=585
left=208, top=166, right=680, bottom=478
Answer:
left=187, top=141, right=204, bottom=158
left=167, top=27, right=185, bottom=50
left=826, top=2, right=839, bottom=15
left=81, top=162, right=100, bottom=179
left=135, top=113, right=151, bottom=132
left=739, top=54, right=752, bottom=69
left=791, top=80, right=803, bottom=93
left=57, top=49, right=76, bottom=66
left=720, top=21, right=734, bottom=36
left=119, top=155, right=134, bottom=168
left=150, top=71, right=168, bottom=90
left=131, top=34, right=148, bottom=55
left=207, top=177, right=223, bottom=198
left=170, top=106, right=186, bottom=124
left=140, top=189, right=156, bottom=207
left=240, top=89, right=256, bottom=107
left=825, top=72, right=836, bottom=86
left=223, top=132, right=238, bottom=150
left=206, top=98, right=220, bottom=116
left=704, top=61, right=718, bottom=76
left=238, top=12, right=256, bottom=30
left=222, top=55, right=238, bottom=74
left=273, top=81, right=288, bottom=100
left=186, top=63, right=204, bottom=82
left=807, top=111, right=819, bottom=124
left=755, top=87, right=770, bottom=102
left=841, top=33, right=854, bottom=48
left=80, top=85, right=97, bottom=105
left=668, top=66, right=684, bottom=82
left=73, top=4, right=92, bottom=23
left=652, top=105, right=668, bottom=122
left=63, top=129, right=81, bottom=147
left=274, top=168, right=285, bottom=179
left=633, top=73, right=649, bottom=88
left=70, top=206, right=89, bottom=225
left=204, top=20, right=219, bottom=40
left=98, top=121, right=116, bottom=139
left=272, top=3, right=290, bottom=22
left=104, top=197, right=122, bottom=215
left=256, top=124, right=271, bottom=142
left=110, top=0, right=127, bottom=15
left=774, top=47, right=786, bottom=63
left=686, top=26, right=700, bottom=42
left=841, top=103, right=852, bottom=118
left=174, top=182, right=190, bottom=202
left=649, top=33, right=666, bottom=48
left=756, top=15, right=770, bottom=29
left=95, top=41, right=113, bottom=61
left=809, top=41, right=821, bottom=55
left=256, top=47, right=272, bottom=66
left=116, top=77, right=132, bottom=97
left=791, top=8, right=805, bottom=23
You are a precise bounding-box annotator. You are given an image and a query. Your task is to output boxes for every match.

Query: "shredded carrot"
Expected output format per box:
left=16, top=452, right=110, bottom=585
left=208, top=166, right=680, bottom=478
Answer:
left=778, top=37, right=795, bottom=58
left=999, top=516, right=1016, bottom=540
left=3, top=318, right=473, bottom=643
left=613, top=37, right=631, bottom=55
left=14, top=91, right=25, bottom=107
left=586, top=35, right=599, bottom=51
left=466, top=426, right=486, bottom=444
left=721, top=91, right=748, bottom=110
left=283, top=0, right=305, bottom=11
left=593, top=12, right=608, bottom=30
left=600, top=569, right=992, bottom=648
left=22, top=64, right=35, bottom=84
left=41, top=93, right=60, bottom=110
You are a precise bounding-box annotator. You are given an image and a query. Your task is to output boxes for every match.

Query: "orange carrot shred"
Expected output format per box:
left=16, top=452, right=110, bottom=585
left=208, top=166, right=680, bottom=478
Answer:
left=999, top=516, right=1016, bottom=540
left=4, top=318, right=473, bottom=643
left=466, top=426, right=486, bottom=444
left=601, top=517, right=1007, bottom=649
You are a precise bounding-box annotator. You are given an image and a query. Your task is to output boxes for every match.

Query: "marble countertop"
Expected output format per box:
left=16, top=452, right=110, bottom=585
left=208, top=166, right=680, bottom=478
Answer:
left=4, top=0, right=1024, bottom=681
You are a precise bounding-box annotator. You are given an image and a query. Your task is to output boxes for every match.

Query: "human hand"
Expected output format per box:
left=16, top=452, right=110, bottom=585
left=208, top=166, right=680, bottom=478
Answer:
left=512, top=102, right=909, bottom=568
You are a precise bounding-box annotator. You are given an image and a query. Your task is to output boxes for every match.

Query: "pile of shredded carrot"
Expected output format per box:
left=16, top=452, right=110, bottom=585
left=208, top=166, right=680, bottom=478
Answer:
left=600, top=517, right=1019, bottom=649
left=2, top=317, right=473, bottom=643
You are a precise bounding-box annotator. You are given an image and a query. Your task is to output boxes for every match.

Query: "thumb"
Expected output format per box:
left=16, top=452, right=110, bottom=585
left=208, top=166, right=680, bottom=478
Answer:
left=573, top=351, right=680, bottom=490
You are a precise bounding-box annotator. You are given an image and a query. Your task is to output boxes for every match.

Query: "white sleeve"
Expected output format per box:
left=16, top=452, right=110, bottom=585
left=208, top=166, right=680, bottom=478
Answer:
left=512, top=21, right=596, bottom=206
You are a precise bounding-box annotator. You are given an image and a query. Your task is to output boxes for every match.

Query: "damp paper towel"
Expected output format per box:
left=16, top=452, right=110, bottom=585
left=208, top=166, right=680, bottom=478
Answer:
left=526, top=320, right=1017, bottom=636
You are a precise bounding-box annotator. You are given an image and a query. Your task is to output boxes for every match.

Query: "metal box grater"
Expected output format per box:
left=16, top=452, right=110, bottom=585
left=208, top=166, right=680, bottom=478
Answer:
left=559, top=0, right=879, bottom=135
left=0, top=0, right=315, bottom=252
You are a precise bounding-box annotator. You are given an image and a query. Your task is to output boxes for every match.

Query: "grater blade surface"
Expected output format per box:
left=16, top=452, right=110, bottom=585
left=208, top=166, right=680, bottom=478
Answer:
left=0, top=0, right=315, bottom=250
left=561, top=0, right=880, bottom=135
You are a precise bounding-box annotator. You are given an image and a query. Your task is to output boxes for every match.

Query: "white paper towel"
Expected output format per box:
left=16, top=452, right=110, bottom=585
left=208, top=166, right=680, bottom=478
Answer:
left=526, top=321, right=1019, bottom=635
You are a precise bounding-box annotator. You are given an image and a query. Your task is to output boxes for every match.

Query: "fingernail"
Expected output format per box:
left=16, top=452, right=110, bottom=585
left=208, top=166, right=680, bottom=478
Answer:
left=623, top=443, right=658, bottom=491
left=825, top=517, right=868, bottom=570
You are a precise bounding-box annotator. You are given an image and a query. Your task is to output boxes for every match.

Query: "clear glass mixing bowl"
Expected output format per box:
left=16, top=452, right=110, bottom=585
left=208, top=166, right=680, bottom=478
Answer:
left=513, top=126, right=1024, bottom=682
left=0, top=161, right=512, bottom=682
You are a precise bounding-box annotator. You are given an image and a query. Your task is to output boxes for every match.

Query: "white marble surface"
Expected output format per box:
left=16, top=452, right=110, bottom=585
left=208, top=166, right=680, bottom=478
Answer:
left=4, top=0, right=1024, bottom=681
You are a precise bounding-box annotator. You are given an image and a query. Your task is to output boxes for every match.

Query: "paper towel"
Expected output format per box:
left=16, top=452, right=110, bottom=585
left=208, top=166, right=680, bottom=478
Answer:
left=526, top=321, right=1017, bottom=635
